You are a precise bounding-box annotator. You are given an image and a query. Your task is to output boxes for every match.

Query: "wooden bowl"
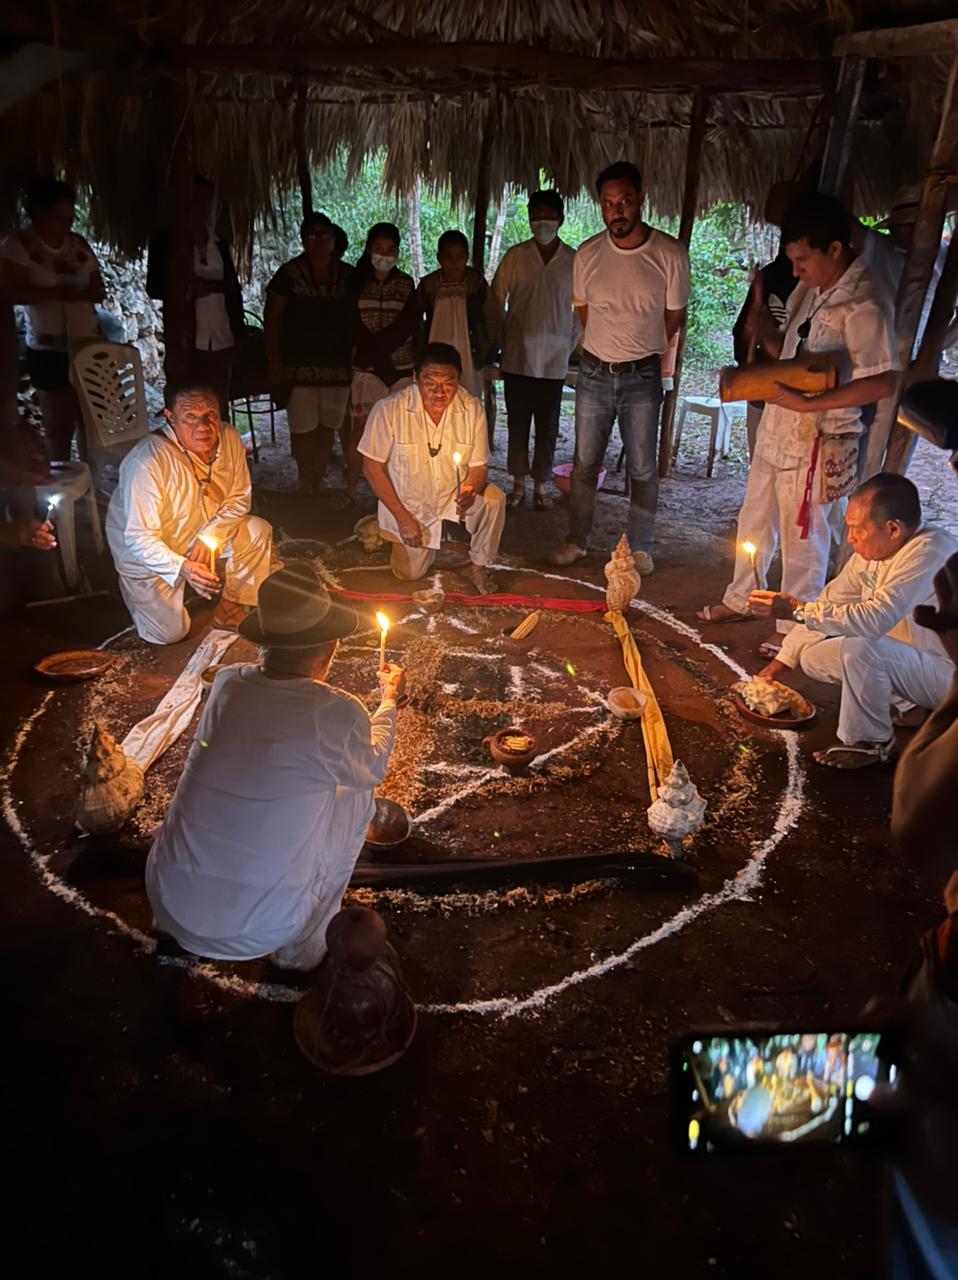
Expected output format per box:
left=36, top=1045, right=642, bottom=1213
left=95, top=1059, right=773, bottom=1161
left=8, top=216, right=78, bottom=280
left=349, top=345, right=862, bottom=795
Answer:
left=730, top=682, right=816, bottom=728
left=35, top=649, right=115, bottom=683
left=483, top=727, right=538, bottom=772
left=365, top=797, right=414, bottom=849
left=500, top=625, right=536, bottom=653
left=607, top=686, right=647, bottom=720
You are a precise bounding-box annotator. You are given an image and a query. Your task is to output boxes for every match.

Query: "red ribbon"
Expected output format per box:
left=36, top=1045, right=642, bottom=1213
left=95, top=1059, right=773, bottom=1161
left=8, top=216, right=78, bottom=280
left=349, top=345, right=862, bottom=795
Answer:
left=797, top=433, right=821, bottom=542
left=329, top=585, right=608, bottom=613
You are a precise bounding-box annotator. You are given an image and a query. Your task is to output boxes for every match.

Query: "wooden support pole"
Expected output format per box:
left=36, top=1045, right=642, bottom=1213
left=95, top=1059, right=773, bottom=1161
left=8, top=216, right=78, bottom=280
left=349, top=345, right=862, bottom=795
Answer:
left=658, top=91, right=708, bottom=479
left=912, top=220, right=958, bottom=383
left=818, top=54, right=865, bottom=196
left=293, top=78, right=313, bottom=217
left=471, top=90, right=497, bottom=277
left=164, top=76, right=195, bottom=385
left=884, top=51, right=958, bottom=474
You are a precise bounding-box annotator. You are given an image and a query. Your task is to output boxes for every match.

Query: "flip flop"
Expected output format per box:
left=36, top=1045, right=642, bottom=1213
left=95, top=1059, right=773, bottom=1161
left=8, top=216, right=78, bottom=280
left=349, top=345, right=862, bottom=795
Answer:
left=696, top=604, right=754, bottom=624
left=533, top=491, right=554, bottom=510
left=506, top=489, right=526, bottom=509
left=757, top=638, right=783, bottom=659
left=813, top=740, right=897, bottom=770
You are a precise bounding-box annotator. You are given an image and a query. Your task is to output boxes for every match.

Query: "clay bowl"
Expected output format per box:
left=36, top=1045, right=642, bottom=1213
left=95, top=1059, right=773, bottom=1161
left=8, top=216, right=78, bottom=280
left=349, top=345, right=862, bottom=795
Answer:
left=412, top=588, right=445, bottom=613
left=365, top=797, right=414, bottom=849
left=35, top=649, right=115, bottom=683
left=483, top=727, right=538, bottom=773
left=200, top=662, right=241, bottom=692
left=500, top=625, right=537, bottom=654
left=607, top=686, right=648, bottom=720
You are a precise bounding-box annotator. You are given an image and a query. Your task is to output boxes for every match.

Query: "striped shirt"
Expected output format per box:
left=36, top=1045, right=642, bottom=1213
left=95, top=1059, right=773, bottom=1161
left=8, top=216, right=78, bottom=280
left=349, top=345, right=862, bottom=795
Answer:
left=353, top=269, right=416, bottom=374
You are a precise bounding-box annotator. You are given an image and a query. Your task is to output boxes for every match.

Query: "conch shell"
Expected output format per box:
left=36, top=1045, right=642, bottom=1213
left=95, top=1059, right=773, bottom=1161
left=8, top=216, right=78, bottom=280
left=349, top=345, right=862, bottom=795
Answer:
left=603, top=534, right=641, bottom=612
left=647, top=760, right=706, bottom=848
left=76, top=722, right=144, bottom=834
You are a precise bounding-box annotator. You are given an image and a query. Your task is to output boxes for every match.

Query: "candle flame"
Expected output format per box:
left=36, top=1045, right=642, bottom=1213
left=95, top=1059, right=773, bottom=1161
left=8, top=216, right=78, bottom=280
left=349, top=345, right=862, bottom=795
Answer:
left=46, top=494, right=61, bottom=509
left=375, top=611, right=390, bottom=633
left=452, top=451, right=462, bottom=466
left=742, top=541, right=757, bottom=556
left=198, top=533, right=219, bottom=553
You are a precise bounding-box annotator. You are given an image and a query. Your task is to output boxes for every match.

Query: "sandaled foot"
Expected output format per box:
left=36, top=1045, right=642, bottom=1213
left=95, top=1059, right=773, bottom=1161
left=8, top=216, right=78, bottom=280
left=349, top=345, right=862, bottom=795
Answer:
left=813, top=739, right=897, bottom=770
left=757, top=635, right=783, bottom=659
left=507, top=485, right=526, bottom=509
left=891, top=706, right=929, bottom=729
left=533, top=488, right=554, bottom=510
left=697, top=602, right=752, bottom=624
left=210, top=599, right=251, bottom=631
left=549, top=542, right=588, bottom=567
left=465, top=563, right=499, bottom=595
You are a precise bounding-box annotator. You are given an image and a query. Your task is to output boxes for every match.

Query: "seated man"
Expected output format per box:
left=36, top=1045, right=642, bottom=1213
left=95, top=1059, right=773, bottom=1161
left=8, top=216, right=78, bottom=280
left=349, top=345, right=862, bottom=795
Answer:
left=146, top=563, right=404, bottom=969
left=359, top=341, right=505, bottom=595
left=751, top=474, right=958, bottom=769
left=106, top=382, right=272, bottom=644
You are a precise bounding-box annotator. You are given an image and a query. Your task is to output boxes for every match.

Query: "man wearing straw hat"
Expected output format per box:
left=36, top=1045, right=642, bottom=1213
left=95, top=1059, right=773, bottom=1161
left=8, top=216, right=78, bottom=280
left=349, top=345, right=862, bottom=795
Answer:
left=146, top=563, right=405, bottom=970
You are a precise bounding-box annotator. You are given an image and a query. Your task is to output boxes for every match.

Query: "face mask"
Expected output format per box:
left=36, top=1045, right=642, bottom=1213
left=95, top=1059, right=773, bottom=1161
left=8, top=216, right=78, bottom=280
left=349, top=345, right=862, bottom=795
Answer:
left=530, top=220, right=559, bottom=246
left=371, top=253, right=398, bottom=273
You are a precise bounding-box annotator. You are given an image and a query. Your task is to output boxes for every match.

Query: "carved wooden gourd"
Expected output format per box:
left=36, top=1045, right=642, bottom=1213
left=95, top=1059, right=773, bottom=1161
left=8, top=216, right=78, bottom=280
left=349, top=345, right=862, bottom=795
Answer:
left=76, top=722, right=144, bottom=834
left=603, top=534, right=641, bottom=612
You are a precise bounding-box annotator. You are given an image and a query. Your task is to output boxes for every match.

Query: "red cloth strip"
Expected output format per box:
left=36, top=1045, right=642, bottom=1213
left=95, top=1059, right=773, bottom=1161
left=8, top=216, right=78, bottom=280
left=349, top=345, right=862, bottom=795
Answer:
left=330, top=585, right=608, bottom=613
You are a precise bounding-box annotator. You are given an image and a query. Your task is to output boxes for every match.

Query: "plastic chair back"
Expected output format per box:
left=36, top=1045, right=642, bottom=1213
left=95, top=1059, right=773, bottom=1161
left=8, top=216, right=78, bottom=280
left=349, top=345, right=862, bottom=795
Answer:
left=72, top=342, right=149, bottom=451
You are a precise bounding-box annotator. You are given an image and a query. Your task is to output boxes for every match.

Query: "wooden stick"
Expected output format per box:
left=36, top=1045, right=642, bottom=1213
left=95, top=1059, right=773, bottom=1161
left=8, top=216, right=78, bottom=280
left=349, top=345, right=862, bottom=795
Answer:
left=164, top=74, right=196, bottom=385
left=471, top=88, right=497, bottom=277
left=292, top=77, right=313, bottom=217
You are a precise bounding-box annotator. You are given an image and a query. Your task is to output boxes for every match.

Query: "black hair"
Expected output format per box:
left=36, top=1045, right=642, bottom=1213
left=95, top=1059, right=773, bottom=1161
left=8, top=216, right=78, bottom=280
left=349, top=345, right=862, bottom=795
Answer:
left=415, top=342, right=463, bottom=375
left=163, top=381, right=220, bottom=410
left=528, top=189, right=564, bottom=218
left=300, top=210, right=334, bottom=239
left=855, top=473, right=922, bottom=528
left=595, top=161, right=643, bottom=197
left=437, top=229, right=469, bottom=257
left=24, top=178, right=75, bottom=217
left=332, top=224, right=349, bottom=259
left=780, top=192, right=851, bottom=252
left=365, top=222, right=401, bottom=253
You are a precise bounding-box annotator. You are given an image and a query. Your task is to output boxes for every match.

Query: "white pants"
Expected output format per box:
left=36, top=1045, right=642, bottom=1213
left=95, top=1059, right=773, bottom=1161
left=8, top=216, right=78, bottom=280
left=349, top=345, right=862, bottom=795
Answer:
left=385, top=484, right=506, bottom=580
left=287, top=385, right=351, bottom=434
left=786, top=630, right=954, bottom=744
left=119, top=515, right=272, bottom=645
left=722, top=453, right=843, bottom=634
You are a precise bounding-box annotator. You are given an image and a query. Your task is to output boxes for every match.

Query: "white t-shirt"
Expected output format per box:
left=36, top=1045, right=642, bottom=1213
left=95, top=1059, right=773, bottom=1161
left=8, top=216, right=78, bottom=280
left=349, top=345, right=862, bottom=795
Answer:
left=489, top=239, right=580, bottom=380
left=193, top=233, right=234, bottom=352
left=572, top=227, right=690, bottom=362
left=146, top=666, right=397, bottom=960
left=0, top=227, right=100, bottom=351
left=358, top=382, right=488, bottom=550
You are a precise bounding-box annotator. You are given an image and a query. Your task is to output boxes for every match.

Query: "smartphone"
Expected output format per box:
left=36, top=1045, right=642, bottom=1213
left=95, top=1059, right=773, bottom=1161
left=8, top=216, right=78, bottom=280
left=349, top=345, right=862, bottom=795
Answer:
left=670, top=1026, right=902, bottom=1153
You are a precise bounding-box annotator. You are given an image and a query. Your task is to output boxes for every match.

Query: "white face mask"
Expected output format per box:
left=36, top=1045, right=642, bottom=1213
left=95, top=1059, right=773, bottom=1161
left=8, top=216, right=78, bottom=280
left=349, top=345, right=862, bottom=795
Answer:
left=371, top=253, right=398, bottom=273
left=530, top=220, right=559, bottom=246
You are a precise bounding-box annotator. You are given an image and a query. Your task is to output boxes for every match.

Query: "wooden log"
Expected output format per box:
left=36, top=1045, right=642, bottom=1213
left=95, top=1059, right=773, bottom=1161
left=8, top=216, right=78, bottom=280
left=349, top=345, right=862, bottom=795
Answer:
left=164, top=76, right=195, bottom=385
left=834, top=19, right=958, bottom=61
left=292, top=77, right=313, bottom=217
left=911, top=218, right=958, bottom=383
left=471, top=89, right=497, bottom=278
left=719, top=353, right=838, bottom=403
left=818, top=54, right=865, bottom=197
left=884, top=51, right=958, bottom=474
left=658, top=91, right=708, bottom=479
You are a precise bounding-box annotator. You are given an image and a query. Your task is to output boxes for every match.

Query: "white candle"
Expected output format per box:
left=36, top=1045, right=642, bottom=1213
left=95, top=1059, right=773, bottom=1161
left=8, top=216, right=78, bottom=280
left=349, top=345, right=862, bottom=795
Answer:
left=452, top=450, right=463, bottom=502
left=375, top=611, right=389, bottom=670
left=742, top=540, right=761, bottom=590
left=198, top=533, right=219, bottom=577
left=44, top=495, right=60, bottom=524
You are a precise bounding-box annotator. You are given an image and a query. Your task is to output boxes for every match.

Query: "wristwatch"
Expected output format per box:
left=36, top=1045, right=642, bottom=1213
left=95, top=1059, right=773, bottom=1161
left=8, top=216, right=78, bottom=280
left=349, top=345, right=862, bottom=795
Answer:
left=792, top=603, right=806, bottom=624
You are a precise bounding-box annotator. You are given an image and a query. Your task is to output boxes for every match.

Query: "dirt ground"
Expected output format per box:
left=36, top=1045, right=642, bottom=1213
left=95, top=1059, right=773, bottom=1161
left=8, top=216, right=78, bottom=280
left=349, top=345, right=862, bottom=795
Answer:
left=0, top=401, right=949, bottom=1278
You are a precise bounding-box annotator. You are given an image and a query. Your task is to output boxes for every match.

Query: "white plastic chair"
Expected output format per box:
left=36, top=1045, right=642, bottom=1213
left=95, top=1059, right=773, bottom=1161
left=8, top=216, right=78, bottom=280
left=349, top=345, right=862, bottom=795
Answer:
left=72, top=341, right=149, bottom=493
left=35, top=461, right=105, bottom=589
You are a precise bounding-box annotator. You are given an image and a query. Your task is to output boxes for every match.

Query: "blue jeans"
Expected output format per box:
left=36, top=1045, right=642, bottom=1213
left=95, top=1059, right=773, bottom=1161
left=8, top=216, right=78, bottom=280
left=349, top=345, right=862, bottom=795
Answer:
left=568, top=352, right=663, bottom=553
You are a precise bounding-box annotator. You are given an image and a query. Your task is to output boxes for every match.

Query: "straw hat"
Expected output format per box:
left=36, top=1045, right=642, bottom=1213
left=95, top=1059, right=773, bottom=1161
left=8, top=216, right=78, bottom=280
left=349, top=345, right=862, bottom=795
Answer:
left=238, top=562, right=357, bottom=647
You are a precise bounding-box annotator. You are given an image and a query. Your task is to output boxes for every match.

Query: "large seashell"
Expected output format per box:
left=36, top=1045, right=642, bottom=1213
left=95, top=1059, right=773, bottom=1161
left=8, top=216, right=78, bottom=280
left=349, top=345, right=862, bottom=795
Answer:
left=647, top=760, right=706, bottom=847
left=353, top=515, right=383, bottom=552
left=76, top=722, right=145, bottom=834
left=604, top=534, right=641, bottom=612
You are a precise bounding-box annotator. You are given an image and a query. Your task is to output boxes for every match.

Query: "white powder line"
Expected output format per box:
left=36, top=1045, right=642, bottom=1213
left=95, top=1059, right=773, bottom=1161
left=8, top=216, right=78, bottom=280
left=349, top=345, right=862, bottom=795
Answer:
left=97, top=623, right=136, bottom=651
left=509, top=666, right=525, bottom=700
left=446, top=616, right=479, bottom=634
left=427, top=615, right=437, bottom=634
left=422, top=762, right=491, bottom=777
left=443, top=648, right=501, bottom=662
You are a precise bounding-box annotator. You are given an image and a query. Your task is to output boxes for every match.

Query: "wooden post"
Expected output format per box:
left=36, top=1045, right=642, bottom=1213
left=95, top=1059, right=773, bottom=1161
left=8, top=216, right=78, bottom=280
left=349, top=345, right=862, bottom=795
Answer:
left=406, top=176, right=424, bottom=283
left=912, top=222, right=958, bottom=382
left=472, top=89, right=498, bottom=276
left=293, top=77, right=313, bottom=217
left=818, top=54, right=865, bottom=196
left=658, top=91, right=708, bottom=478
left=164, top=76, right=195, bottom=385
left=884, top=50, right=958, bottom=473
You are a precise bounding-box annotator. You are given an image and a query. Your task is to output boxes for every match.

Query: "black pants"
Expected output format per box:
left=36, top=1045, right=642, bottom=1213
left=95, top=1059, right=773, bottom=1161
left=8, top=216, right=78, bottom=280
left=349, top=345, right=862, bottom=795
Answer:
left=503, top=372, right=563, bottom=483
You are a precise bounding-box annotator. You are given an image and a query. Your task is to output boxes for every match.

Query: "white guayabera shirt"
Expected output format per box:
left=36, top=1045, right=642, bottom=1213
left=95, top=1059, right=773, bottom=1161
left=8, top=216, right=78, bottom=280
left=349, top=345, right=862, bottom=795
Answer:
left=358, top=382, right=489, bottom=550
left=489, top=238, right=580, bottom=380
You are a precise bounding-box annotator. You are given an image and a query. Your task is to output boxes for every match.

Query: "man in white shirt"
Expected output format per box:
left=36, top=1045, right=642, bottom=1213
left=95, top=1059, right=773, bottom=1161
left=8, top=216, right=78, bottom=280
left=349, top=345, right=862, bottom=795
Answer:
left=699, top=193, right=899, bottom=655
left=106, top=382, right=272, bottom=644
left=550, top=161, right=690, bottom=573
left=359, top=342, right=505, bottom=595
left=750, top=475, right=957, bottom=769
left=147, top=563, right=404, bottom=970
left=488, top=189, right=580, bottom=510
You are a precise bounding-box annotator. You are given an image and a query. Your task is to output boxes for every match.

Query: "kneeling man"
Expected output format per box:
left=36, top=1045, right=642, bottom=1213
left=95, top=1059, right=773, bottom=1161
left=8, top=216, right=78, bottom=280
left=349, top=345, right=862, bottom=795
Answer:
left=359, top=341, right=505, bottom=595
left=752, top=474, right=958, bottom=769
left=146, top=563, right=404, bottom=968
left=106, top=382, right=272, bottom=644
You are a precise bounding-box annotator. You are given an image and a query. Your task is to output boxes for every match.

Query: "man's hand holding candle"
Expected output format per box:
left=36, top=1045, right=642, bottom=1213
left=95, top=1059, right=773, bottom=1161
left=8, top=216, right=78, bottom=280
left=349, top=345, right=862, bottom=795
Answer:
left=748, top=589, right=803, bottom=619
left=378, top=662, right=406, bottom=703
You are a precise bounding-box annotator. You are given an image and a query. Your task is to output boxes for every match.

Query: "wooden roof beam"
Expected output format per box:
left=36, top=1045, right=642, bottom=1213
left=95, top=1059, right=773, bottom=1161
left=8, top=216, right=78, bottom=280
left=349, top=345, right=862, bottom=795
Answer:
left=173, top=42, right=827, bottom=93
left=834, top=19, right=958, bottom=60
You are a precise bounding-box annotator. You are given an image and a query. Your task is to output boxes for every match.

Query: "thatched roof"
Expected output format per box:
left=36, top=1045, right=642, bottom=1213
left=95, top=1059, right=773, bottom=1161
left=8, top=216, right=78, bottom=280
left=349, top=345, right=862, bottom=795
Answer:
left=2, top=1, right=955, bottom=253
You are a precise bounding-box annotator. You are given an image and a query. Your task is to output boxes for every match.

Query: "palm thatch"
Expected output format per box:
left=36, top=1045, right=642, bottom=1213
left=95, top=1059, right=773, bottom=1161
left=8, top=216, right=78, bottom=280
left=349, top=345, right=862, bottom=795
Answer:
left=2, top=0, right=954, bottom=253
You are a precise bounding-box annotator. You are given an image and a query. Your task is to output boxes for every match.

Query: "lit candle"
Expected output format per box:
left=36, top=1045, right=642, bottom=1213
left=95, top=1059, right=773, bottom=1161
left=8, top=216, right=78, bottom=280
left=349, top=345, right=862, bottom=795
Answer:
left=375, top=610, right=389, bottom=670
left=44, top=495, right=60, bottom=524
left=198, top=533, right=219, bottom=577
left=742, top=540, right=761, bottom=590
left=452, top=450, right=463, bottom=510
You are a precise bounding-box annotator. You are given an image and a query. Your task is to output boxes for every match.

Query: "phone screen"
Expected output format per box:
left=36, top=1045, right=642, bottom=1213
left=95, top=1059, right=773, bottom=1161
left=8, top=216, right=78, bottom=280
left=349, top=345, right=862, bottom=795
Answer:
left=673, top=1029, right=899, bottom=1151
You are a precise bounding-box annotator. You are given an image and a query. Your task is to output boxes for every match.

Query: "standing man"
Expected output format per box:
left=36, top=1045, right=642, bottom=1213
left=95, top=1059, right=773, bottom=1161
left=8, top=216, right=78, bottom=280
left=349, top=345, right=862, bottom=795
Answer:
left=359, top=342, right=505, bottom=595
left=489, top=189, right=580, bottom=510
left=550, top=161, right=690, bottom=573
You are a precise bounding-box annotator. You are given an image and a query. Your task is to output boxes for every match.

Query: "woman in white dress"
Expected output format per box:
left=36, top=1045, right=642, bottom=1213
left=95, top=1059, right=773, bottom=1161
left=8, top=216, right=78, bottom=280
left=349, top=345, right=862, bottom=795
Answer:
left=417, top=229, right=491, bottom=402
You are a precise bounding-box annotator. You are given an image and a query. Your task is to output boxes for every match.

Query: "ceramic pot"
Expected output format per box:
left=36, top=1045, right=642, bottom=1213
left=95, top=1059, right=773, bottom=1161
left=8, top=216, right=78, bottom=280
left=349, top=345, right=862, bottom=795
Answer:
left=483, top=727, right=538, bottom=772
